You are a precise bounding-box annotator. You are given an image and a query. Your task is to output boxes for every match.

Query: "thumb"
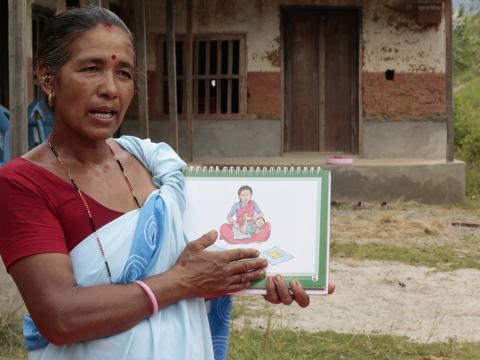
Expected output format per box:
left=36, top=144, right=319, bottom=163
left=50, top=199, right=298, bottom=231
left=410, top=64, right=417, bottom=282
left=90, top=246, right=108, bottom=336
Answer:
left=191, top=230, right=218, bottom=250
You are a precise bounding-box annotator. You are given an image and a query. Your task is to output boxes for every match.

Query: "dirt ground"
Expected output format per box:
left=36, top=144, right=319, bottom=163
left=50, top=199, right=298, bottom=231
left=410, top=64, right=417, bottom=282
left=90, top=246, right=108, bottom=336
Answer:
left=1, top=203, right=480, bottom=343
left=233, top=203, right=480, bottom=343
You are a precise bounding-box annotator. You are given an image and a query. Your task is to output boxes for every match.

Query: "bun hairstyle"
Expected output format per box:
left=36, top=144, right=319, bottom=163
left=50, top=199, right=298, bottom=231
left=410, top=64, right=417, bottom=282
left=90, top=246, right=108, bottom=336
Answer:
left=36, top=5, right=134, bottom=76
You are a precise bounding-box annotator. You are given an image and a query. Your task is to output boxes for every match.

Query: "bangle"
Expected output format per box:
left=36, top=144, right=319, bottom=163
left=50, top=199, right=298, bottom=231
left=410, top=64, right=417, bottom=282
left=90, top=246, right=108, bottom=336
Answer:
left=133, top=280, right=159, bottom=316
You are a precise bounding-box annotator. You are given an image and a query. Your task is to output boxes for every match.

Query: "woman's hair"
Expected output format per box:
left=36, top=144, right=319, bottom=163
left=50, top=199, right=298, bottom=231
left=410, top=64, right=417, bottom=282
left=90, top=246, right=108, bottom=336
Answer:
left=238, top=185, right=253, bottom=196
left=36, top=5, right=134, bottom=75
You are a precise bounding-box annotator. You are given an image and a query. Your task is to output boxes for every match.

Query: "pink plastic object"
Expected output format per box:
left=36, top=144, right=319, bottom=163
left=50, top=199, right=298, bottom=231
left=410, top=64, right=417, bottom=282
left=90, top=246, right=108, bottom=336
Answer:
left=326, top=156, right=353, bottom=165
left=134, top=280, right=159, bottom=316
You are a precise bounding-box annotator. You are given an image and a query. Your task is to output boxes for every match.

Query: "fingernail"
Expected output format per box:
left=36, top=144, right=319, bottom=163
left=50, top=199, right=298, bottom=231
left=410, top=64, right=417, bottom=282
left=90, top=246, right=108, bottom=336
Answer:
left=260, top=269, right=266, bottom=277
left=255, top=250, right=260, bottom=257
left=262, top=259, right=268, bottom=267
left=274, top=275, right=282, bottom=283
left=292, top=280, right=299, bottom=287
left=207, top=230, right=217, bottom=237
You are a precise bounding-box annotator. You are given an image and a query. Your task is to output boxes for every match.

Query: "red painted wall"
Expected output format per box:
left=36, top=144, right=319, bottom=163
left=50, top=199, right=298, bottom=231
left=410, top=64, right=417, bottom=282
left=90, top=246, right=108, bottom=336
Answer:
left=362, top=72, right=446, bottom=120
left=247, top=71, right=281, bottom=119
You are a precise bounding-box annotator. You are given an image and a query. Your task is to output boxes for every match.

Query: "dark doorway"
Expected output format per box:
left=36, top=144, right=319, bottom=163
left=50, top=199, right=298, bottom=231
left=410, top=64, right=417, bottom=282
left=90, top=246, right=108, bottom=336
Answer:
left=32, top=5, right=54, bottom=100
left=0, top=0, right=8, bottom=107
left=283, top=8, right=360, bottom=153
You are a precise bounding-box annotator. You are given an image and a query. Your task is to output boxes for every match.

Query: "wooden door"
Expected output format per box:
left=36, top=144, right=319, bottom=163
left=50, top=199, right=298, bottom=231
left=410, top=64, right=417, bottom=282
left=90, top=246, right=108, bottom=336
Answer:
left=284, top=9, right=359, bottom=153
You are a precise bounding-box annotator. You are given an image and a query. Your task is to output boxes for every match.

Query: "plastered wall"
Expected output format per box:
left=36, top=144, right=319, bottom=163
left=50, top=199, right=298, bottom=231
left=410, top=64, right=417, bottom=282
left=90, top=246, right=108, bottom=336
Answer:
left=144, top=0, right=447, bottom=121
left=362, top=0, right=446, bottom=121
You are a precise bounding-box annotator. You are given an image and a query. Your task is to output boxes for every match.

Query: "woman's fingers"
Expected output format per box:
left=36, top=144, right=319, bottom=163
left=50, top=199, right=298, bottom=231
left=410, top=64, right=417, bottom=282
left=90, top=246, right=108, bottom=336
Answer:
left=328, top=282, right=335, bottom=294
left=264, top=275, right=296, bottom=305
left=290, top=280, right=310, bottom=308
left=230, top=267, right=267, bottom=285
left=188, top=230, right=218, bottom=251
left=272, top=275, right=293, bottom=305
left=264, top=276, right=281, bottom=304
left=263, top=276, right=311, bottom=307
left=223, top=247, right=260, bottom=262
left=226, top=258, right=268, bottom=276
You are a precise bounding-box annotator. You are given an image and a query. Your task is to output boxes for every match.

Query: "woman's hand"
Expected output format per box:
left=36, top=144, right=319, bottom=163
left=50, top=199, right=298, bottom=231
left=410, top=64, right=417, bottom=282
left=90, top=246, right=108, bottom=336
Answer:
left=263, top=275, right=335, bottom=307
left=172, top=230, right=268, bottom=299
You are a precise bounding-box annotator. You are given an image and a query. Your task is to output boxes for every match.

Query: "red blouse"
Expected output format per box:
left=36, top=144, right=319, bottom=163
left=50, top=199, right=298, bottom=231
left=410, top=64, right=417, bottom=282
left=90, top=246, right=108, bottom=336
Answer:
left=0, top=158, right=123, bottom=271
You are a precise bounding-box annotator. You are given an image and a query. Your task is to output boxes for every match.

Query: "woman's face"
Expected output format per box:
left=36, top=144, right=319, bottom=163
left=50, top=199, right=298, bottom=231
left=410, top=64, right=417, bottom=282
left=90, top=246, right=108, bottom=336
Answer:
left=51, top=24, right=135, bottom=141
left=239, top=190, right=252, bottom=204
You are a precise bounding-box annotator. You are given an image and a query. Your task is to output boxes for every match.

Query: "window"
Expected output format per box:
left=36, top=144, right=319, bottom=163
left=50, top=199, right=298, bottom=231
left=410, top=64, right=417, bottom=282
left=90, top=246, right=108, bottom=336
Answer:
left=155, top=34, right=246, bottom=118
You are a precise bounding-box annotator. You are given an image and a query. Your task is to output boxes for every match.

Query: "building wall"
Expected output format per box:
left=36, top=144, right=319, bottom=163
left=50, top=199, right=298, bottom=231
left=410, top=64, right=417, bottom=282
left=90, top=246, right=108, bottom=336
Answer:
left=361, top=1, right=447, bottom=121
left=143, top=0, right=447, bottom=158
left=12, top=0, right=448, bottom=158
left=145, top=0, right=365, bottom=120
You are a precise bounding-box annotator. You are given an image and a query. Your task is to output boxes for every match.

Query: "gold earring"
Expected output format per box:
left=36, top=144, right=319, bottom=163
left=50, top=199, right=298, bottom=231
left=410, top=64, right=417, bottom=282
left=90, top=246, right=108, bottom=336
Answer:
left=41, top=74, right=53, bottom=87
left=42, top=74, right=55, bottom=107
left=47, top=92, right=55, bottom=108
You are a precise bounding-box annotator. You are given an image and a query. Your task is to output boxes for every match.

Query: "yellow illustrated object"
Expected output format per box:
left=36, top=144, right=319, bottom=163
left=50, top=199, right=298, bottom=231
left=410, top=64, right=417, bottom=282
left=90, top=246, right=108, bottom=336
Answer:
left=268, top=250, right=283, bottom=259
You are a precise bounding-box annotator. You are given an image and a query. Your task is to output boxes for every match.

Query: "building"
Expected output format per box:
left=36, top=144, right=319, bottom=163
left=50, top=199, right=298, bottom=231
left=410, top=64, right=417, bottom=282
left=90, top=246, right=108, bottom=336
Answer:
left=2, top=0, right=464, bottom=204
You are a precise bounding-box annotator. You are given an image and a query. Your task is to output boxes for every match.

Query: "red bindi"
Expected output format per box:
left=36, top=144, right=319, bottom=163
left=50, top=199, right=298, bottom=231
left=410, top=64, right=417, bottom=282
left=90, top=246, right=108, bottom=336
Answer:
left=104, top=23, right=113, bottom=32
left=111, top=54, right=117, bottom=60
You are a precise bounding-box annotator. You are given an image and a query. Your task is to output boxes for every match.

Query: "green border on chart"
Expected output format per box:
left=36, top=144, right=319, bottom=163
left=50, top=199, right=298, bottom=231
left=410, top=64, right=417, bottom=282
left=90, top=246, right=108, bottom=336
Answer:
left=184, top=167, right=331, bottom=291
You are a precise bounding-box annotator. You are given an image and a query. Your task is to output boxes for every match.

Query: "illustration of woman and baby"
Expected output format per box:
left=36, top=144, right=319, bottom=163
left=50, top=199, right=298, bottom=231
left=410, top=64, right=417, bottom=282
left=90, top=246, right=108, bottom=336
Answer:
left=219, top=185, right=271, bottom=244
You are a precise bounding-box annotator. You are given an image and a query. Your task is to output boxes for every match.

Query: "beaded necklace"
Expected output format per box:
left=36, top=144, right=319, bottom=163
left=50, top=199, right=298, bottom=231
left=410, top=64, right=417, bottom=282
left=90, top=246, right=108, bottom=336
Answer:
left=47, top=140, right=140, bottom=284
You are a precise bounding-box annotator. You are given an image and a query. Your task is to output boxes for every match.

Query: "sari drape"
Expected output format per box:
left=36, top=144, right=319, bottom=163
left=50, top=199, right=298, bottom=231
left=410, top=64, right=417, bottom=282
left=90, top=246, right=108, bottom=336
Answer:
left=24, top=137, right=232, bottom=360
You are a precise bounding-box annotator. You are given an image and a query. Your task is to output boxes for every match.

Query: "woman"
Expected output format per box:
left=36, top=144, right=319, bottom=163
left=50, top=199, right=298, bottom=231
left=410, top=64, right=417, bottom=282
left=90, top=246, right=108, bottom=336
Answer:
left=0, top=6, right=329, bottom=360
left=220, top=185, right=271, bottom=244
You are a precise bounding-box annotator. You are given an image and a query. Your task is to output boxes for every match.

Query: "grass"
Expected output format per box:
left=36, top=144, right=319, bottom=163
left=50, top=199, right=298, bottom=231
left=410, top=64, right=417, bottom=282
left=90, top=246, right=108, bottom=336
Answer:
left=3, top=319, right=480, bottom=360
left=329, top=198, right=480, bottom=271
left=454, top=9, right=480, bottom=87
left=330, top=241, right=480, bottom=271
left=457, top=149, right=480, bottom=204
left=454, top=8, right=480, bottom=204
left=231, top=298, right=275, bottom=321
left=228, top=329, right=480, bottom=360
left=454, top=75, right=480, bottom=202
left=0, top=321, right=26, bottom=359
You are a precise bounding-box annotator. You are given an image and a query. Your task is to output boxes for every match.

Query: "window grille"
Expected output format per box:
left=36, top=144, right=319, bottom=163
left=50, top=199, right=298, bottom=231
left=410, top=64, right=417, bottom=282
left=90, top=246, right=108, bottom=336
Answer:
left=155, top=34, right=246, bottom=118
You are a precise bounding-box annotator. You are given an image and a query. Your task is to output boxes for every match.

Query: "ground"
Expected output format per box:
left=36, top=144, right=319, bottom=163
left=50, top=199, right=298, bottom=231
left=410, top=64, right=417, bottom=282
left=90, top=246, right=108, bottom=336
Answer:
left=232, top=202, right=480, bottom=343
left=2, top=202, right=480, bottom=359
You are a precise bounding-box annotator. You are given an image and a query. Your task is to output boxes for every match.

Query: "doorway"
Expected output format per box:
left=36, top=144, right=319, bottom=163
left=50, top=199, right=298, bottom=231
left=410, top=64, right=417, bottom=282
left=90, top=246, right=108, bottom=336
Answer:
left=0, top=0, right=8, bottom=107
left=283, top=8, right=360, bottom=153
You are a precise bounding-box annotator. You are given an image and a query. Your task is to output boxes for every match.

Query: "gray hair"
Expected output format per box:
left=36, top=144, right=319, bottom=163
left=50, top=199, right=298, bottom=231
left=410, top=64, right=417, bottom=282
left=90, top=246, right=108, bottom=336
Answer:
left=36, top=5, right=134, bottom=75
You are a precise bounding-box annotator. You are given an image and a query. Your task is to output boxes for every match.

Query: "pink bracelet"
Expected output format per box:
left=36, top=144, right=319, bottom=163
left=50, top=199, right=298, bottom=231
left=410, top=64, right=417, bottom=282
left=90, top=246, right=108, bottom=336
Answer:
left=134, top=280, right=159, bottom=316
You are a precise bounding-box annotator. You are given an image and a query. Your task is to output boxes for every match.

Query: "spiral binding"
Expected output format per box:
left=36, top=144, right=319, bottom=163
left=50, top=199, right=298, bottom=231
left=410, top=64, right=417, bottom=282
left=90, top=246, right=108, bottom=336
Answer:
left=185, top=165, right=322, bottom=175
